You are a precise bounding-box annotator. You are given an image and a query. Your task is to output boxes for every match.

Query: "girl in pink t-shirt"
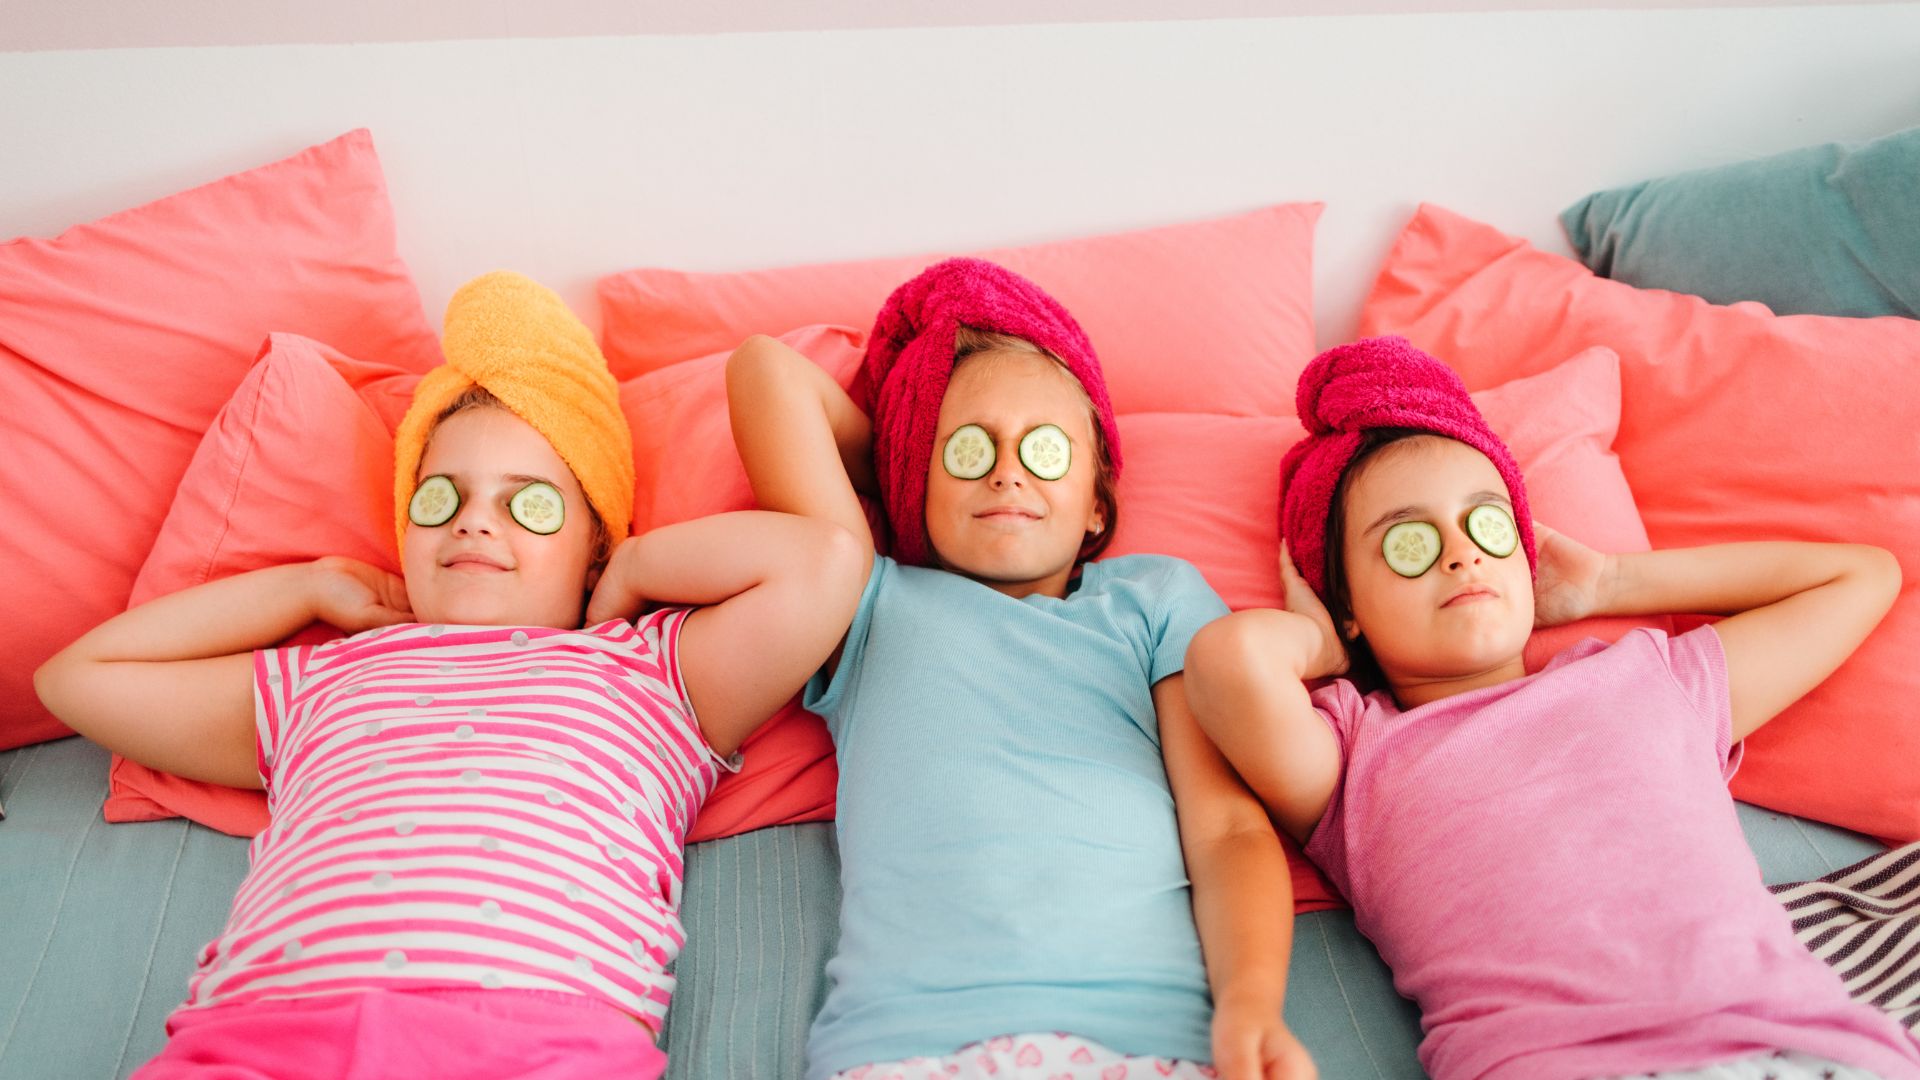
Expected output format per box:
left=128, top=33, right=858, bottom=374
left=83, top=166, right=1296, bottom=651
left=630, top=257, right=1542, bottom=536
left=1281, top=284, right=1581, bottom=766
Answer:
left=34, top=272, right=867, bottom=1079
left=1184, top=337, right=1920, bottom=1080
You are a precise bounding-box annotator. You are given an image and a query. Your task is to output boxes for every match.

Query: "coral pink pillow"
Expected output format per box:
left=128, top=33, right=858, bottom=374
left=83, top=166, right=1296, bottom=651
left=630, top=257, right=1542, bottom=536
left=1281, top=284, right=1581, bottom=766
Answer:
left=1108, top=347, right=1663, bottom=911
left=0, top=130, right=441, bottom=751
left=1359, top=204, right=1920, bottom=841
left=627, top=324, right=868, bottom=533
left=597, top=204, right=1323, bottom=417
left=110, top=335, right=405, bottom=831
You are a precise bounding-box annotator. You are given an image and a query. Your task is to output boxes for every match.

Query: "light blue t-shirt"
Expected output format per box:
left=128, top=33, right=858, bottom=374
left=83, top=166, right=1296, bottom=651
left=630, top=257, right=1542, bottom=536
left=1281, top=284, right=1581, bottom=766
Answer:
left=802, top=553, right=1231, bottom=1078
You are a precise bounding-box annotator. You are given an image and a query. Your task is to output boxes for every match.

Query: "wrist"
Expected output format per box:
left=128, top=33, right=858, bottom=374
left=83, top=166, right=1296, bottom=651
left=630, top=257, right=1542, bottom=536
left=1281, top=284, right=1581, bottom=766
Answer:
left=294, top=559, right=334, bottom=619
left=1286, top=614, right=1343, bottom=682
left=1594, top=552, right=1629, bottom=616
left=1215, top=981, right=1287, bottom=1016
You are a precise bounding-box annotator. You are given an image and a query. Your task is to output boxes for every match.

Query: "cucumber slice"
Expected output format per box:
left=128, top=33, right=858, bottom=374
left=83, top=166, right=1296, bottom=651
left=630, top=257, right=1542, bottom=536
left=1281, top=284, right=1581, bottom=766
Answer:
left=509, top=481, right=566, bottom=535
left=943, top=424, right=995, bottom=480
left=1017, top=424, right=1071, bottom=481
left=1466, top=504, right=1518, bottom=558
left=1382, top=521, right=1442, bottom=578
left=408, top=475, right=459, bottom=527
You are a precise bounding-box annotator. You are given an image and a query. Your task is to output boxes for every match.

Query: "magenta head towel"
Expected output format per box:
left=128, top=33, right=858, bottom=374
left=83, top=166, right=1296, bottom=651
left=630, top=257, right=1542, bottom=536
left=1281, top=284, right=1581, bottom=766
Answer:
left=1279, top=335, right=1536, bottom=599
left=853, top=257, right=1122, bottom=567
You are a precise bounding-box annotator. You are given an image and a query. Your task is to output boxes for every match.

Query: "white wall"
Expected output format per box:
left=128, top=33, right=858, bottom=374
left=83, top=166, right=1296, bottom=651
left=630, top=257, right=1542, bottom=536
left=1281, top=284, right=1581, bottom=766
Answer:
left=5, top=4, right=1919, bottom=349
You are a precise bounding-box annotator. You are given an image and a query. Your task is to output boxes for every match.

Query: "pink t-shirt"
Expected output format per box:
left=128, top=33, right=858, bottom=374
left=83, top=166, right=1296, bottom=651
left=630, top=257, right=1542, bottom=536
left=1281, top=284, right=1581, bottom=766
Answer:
left=176, top=612, right=735, bottom=1032
left=1305, top=626, right=1920, bottom=1080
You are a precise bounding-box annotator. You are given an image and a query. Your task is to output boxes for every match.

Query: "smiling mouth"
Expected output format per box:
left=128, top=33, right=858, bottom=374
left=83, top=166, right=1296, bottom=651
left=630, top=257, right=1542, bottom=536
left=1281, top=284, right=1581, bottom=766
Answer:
left=443, top=557, right=512, bottom=572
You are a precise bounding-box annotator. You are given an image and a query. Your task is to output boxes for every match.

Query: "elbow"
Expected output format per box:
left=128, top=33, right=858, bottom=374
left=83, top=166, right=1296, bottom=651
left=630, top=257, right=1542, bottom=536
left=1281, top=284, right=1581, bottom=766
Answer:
left=1185, top=611, right=1276, bottom=731
left=1863, top=545, right=1904, bottom=611
left=1187, top=609, right=1306, bottom=691
left=725, top=334, right=783, bottom=385
left=809, top=519, right=872, bottom=602
left=1187, top=612, right=1264, bottom=694
left=725, top=336, right=794, bottom=420
left=32, top=652, right=75, bottom=726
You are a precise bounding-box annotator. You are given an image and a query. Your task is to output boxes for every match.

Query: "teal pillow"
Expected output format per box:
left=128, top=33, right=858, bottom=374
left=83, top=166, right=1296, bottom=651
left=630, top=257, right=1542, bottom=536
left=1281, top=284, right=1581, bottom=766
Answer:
left=1561, top=126, right=1920, bottom=318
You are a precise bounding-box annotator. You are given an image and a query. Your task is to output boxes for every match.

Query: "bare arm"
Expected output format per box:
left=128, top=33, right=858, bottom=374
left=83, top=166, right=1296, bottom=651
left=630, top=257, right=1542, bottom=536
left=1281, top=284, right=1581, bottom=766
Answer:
left=584, top=512, right=867, bottom=758
left=1158, top=675, right=1317, bottom=1080
left=33, top=558, right=412, bottom=788
left=726, top=334, right=877, bottom=561
left=1589, top=541, right=1902, bottom=740
left=1184, top=543, right=1345, bottom=846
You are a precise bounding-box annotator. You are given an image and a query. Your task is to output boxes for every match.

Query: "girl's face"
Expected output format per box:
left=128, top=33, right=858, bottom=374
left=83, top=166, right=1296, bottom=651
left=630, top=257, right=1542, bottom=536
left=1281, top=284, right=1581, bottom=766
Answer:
left=1339, top=436, right=1533, bottom=698
left=924, top=350, right=1106, bottom=599
left=401, top=407, right=600, bottom=628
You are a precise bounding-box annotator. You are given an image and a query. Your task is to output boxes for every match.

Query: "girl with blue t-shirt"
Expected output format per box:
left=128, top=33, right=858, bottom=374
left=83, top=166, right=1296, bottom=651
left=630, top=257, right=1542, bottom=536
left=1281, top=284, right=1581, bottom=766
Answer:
left=727, top=258, right=1314, bottom=1080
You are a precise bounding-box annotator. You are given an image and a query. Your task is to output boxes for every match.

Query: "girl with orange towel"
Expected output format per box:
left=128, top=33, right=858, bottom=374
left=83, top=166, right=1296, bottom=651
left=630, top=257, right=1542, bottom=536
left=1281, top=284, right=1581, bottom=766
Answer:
left=37, top=271, right=866, bottom=1078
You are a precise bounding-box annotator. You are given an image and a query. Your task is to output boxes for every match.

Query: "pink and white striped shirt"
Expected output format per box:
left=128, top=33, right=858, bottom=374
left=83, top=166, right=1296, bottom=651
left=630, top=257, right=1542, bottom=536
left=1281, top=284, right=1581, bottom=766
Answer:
left=177, top=610, right=736, bottom=1031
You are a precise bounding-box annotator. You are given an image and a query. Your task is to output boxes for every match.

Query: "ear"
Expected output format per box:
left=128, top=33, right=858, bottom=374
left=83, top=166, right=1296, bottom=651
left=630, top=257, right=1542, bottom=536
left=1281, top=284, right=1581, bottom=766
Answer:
left=1343, top=617, right=1360, bottom=641
left=1085, top=502, right=1106, bottom=536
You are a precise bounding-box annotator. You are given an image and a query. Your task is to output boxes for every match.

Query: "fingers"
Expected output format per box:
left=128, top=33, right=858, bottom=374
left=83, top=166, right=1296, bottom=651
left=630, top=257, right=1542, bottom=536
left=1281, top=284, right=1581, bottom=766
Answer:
left=583, top=593, right=615, bottom=626
left=1278, top=539, right=1302, bottom=582
left=382, top=573, right=414, bottom=619
left=1269, top=1030, right=1317, bottom=1080
left=1213, top=1026, right=1260, bottom=1080
left=1213, top=1047, right=1255, bottom=1080
left=583, top=581, right=638, bottom=627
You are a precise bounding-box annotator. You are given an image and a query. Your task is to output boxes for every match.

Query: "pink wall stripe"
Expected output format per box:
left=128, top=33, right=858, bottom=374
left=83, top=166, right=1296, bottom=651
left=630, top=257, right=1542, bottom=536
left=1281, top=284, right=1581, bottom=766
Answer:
left=5, top=0, right=1906, bottom=52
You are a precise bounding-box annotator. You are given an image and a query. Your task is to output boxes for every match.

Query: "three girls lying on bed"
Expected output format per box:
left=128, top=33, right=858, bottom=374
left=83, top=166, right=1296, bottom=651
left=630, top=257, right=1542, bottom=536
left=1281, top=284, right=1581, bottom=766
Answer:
left=34, top=263, right=1919, bottom=1080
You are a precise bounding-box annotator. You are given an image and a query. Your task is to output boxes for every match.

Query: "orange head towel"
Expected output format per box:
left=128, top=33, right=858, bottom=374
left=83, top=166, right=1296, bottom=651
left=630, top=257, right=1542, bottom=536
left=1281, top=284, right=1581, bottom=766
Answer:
left=393, top=271, right=634, bottom=554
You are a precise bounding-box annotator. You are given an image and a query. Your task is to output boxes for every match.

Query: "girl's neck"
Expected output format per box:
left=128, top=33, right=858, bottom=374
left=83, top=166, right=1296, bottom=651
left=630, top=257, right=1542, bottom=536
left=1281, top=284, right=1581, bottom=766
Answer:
left=972, top=561, right=1080, bottom=602
left=1387, top=654, right=1529, bottom=710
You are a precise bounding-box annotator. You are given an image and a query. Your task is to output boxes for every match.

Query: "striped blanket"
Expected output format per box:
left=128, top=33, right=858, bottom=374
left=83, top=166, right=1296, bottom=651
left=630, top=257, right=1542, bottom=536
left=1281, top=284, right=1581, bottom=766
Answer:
left=1773, top=842, right=1920, bottom=1033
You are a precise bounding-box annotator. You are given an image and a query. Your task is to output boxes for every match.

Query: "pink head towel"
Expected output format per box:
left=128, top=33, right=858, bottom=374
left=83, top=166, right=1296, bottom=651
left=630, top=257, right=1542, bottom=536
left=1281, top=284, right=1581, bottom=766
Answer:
left=1279, top=335, right=1536, bottom=599
left=853, top=257, right=1122, bottom=567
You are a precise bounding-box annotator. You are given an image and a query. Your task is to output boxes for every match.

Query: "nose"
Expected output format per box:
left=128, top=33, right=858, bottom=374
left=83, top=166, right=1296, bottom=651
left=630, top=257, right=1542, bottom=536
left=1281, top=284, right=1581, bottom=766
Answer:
left=1441, top=524, right=1483, bottom=573
left=449, top=496, right=502, bottom=537
left=985, top=441, right=1027, bottom=490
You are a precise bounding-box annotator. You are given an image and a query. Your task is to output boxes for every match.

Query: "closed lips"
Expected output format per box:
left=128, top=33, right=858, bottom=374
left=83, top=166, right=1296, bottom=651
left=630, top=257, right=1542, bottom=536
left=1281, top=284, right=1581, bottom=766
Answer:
left=443, top=553, right=510, bottom=570
left=1442, top=585, right=1496, bottom=607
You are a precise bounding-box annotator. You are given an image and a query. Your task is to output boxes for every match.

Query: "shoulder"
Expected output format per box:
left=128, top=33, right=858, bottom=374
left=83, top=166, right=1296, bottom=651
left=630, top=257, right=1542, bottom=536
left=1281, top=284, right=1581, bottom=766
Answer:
left=1308, top=676, right=1385, bottom=729
left=589, top=609, right=690, bottom=651
left=1544, top=625, right=1708, bottom=674
left=1083, top=553, right=1212, bottom=594
left=1085, top=554, right=1226, bottom=621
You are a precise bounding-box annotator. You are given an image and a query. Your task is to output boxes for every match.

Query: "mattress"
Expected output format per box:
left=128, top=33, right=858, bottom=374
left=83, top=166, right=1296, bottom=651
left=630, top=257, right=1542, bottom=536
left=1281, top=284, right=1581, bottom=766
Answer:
left=0, top=734, right=1885, bottom=1079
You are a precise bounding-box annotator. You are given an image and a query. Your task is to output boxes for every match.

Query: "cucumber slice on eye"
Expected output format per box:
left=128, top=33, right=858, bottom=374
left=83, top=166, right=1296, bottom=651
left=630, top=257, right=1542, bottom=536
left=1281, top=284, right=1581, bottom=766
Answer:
left=509, top=481, right=566, bottom=535
left=1383, top=521, right=1442, bottom=578
left=408, top=475, right=460, bottom=527
left=943, top=424, right=995, bottom=480
left=1017, top=424, right=1071, bottom=481
left=1466, top=504, right=1518, bottom=558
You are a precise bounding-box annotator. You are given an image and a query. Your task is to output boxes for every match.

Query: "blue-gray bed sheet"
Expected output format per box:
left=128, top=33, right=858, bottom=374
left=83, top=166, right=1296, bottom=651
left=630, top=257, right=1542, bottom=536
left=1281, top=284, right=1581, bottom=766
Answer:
left=0, top=735, right=1885, bottom=1079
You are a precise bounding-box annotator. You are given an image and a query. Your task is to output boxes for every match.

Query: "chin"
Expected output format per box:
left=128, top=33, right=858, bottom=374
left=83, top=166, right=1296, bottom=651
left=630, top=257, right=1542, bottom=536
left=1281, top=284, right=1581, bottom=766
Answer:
left=1444, top=636, right=1531, bottom=674
left=944, top=546, right=1074, bottom=585
left=417, top=597, right=528, bottom=629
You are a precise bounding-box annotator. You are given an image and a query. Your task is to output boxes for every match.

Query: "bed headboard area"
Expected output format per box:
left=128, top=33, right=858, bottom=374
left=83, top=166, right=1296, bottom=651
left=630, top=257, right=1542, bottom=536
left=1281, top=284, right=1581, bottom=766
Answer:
left=5, top=3, right=1918, bottom=345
